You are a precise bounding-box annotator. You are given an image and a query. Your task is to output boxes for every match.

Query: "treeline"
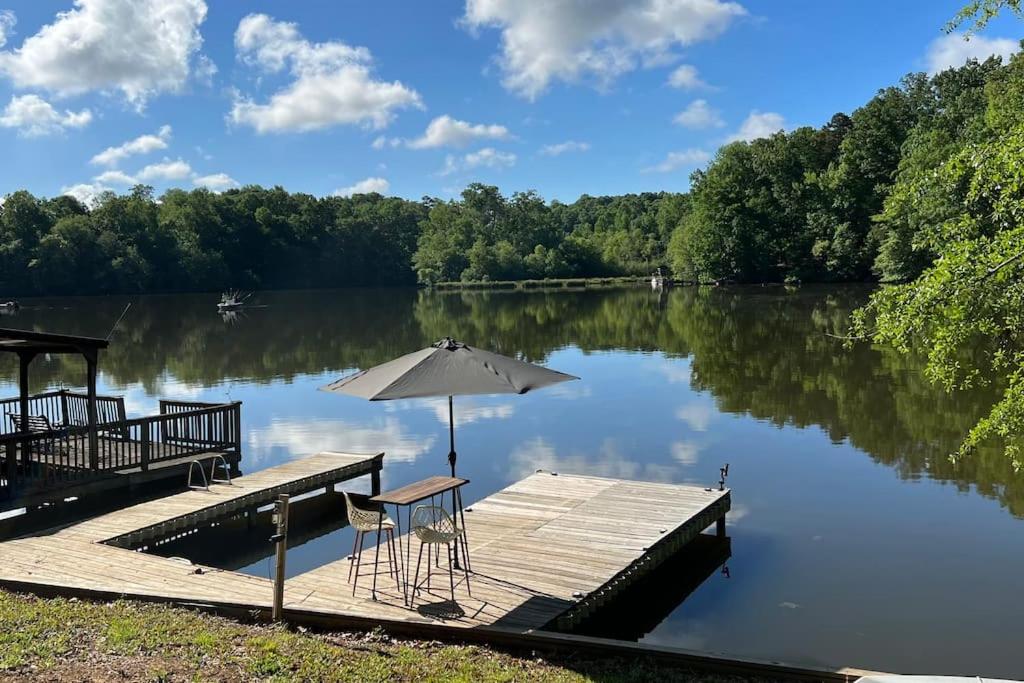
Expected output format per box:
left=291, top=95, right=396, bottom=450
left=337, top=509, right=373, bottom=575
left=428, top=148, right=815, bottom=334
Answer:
left=0, top=49, right=1019, bottom=295
left=0, top=186, right=426, bottom=294
left=670, top=52, right=1012, bottom=283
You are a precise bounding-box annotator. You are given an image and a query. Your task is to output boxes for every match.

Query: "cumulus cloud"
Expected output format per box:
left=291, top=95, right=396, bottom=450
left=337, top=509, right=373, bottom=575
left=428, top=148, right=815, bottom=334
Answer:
left=673, top=99, right=723, bottom=129
left=667, top=63, right=707, bottom=89
left=643, top=148, right=710, bottom=173
left=441, top=147, right=517, bottom=175
left=925, top=32, right=1019, bottom=75
left=90, top=125, right=171, bottom=166
left=0, top=94, right=91, bottom=136
left=230, top=13, right=422, bottom=133
left=0, top=0, right=209, bottom=107
left=193, top=173, right=238, bottom=191
left=371, top=135, right=402, bottom=150
left=727, top=110, right=785, bottom=142
left=60, top=182, right=112, bottom=207
left=0, top=10, right=14, bottom=50
left=407, top=115, right=510, bottom=149
left=462, top=0, right=745, bottom=99
left=539, top=140, right=590, bottom=156
left=333, top=176, right=390, bottom=197
left=93, top=169, right=136, bottom=185
left=136, top=157, right=192, bottom=182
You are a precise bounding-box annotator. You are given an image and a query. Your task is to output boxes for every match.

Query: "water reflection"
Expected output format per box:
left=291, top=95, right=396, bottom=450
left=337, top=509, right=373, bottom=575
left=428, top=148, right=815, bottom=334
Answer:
left=4, top=286, right=1023, bottom=675
left=1, top=285, right=1018, bottom=516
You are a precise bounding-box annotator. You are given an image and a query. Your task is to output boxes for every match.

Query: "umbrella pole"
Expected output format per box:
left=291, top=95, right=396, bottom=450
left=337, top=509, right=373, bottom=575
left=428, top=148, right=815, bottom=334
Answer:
left=447, top=395, right=456, bottom=477
left=448, top=395, right=462, bottom=570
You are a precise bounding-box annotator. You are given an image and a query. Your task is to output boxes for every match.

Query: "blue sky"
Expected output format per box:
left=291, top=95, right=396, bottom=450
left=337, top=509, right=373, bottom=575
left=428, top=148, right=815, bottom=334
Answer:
left=0, top=0, right=1020, bottom=204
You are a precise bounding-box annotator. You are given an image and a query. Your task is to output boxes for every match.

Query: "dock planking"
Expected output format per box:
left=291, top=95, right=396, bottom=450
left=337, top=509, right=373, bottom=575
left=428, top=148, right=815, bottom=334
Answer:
left=0, top=455, right=729, bottom=634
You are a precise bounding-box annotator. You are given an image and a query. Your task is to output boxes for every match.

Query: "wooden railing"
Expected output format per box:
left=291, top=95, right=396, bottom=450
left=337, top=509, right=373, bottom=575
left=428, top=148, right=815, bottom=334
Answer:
left=0, top=401, right=242, bottom=501
left=0, top=389, right=126, bottom=436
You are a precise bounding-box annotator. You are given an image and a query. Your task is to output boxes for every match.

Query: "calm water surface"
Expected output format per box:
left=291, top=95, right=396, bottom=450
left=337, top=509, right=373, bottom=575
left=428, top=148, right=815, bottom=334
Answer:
left=2, top=286, right=1021, bottom=677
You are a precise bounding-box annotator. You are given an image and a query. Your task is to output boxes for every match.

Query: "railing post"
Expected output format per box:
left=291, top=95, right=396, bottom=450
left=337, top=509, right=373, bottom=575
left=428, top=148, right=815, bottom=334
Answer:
left=140, top=421, right=151, bottom=472
left=59, top=390, right=69, bottom=428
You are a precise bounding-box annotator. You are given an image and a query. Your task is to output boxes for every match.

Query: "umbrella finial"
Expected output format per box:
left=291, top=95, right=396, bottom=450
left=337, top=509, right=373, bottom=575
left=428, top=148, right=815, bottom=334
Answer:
left=436, top=337, right=462, bottom=351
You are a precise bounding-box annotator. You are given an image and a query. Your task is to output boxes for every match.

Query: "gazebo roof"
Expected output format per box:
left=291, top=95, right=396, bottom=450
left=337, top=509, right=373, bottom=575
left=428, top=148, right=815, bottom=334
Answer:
left=0, top=328, right=109, bottom=356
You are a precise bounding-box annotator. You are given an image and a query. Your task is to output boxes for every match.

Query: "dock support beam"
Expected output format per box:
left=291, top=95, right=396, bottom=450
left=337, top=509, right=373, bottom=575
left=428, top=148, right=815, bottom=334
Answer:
left=716, top=515, right=726, bottom=538
left=84, top=350, right=99, bottom=472
left=271, top=494, right=289, bottom=621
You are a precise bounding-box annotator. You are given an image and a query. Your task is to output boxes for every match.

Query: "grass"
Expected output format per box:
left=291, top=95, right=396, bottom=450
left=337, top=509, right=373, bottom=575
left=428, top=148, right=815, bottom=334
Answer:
left=0, top=590, right=779, bottom=682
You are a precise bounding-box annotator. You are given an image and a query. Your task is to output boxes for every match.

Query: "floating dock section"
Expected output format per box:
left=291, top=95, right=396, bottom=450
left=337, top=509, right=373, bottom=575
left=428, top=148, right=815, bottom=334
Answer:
left=0, top=452, right=728, bottom=634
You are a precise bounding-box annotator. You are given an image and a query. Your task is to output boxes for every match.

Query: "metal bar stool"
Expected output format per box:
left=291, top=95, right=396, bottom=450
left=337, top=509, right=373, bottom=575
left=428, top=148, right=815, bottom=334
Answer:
left=343, top=492, right=400, bottom=596
left=411, top=504, right=470, bottom=602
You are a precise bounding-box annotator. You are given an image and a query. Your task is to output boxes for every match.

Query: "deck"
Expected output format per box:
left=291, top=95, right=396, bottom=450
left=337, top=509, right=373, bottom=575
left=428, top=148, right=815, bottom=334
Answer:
left=0, top=453, right=728, bottom=634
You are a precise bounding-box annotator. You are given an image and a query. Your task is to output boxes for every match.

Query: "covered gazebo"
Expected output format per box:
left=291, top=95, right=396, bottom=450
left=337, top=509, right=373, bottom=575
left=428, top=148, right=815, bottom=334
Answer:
left=0, top=328, right=108, bottom=471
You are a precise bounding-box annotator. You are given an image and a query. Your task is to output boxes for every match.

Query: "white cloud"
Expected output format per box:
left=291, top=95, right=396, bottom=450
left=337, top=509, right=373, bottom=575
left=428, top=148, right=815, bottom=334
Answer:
left=462, top=0, right=745, bottom=99
left=0, top=0, right=209, bottom=107
left=333, top=176, right=390, bottom=197
left=539, top=140, right=590, bottom=156
left=643, top=149, right=710, bottom=173
left=0, top=94, right=91, bottom=136
left=230, top=13, right=422, bottom=133
left=371, top=135, right=401, bottom=150
left=136, top=157, right=192, bottom=182
left=727, top=110, right=786, bottom=142
left=673, top=99, right=723, bottom=129
left=407, top=115, right=511, bottom=149
left=925, top=32, right=1019, bottom=75
left=465, top=147, right=517, bottom=170
left=60, top=182, right=111, bottom=207
left=440, top=147, right=517, bottom=176
left=0, top=10, right=15, bottom=50
left=193, top=173, right=238, bottom=191
left=93, top=169, right=136, bottom=185
left=667, top=63, right=707, bottom=89
left=90, top=125, right=171, bottom=166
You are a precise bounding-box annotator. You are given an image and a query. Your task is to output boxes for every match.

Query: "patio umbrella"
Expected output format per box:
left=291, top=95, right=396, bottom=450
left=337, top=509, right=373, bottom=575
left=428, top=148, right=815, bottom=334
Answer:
left=320, top=337, right=578, bottom=476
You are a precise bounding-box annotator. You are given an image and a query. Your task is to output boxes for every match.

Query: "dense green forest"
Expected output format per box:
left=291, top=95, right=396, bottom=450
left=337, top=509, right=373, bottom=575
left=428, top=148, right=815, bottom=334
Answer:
left=2, top=46, right=1020, bottom=295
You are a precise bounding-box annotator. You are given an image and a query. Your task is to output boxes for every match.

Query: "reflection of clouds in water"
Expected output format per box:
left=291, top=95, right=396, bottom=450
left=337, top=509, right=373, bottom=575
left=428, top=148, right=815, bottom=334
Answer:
left=726, top=503, right=748, bottom=527
left=545, top=382, right=592, bottom=400
left=508, top=436, right=678, bottom=483
left=671, top=440, right=701, bottom=466
left=655, top=358, right=693, bottom=384
left=676, top=401, right=715, bottom=432
left=110, top=375, right=210, bottom=418
left=247, top=417, right=436, bottom=468
left=640, top=618, right=712, bottom=651
left=383, top=396, right=516, bottom=426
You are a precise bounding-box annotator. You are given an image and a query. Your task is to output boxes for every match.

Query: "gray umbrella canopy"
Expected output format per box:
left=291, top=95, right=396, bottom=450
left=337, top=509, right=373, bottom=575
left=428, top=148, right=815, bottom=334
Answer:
left=320, top=338, right=578, bottom=474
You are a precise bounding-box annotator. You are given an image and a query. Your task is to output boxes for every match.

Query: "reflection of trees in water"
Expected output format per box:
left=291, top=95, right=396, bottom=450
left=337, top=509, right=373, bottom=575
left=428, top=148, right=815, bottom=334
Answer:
left=1, top=285, right=1019, bottom=515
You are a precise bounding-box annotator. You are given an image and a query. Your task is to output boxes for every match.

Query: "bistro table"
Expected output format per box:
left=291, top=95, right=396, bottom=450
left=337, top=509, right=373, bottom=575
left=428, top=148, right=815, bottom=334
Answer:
left=369, top=475, right=471, bottom=603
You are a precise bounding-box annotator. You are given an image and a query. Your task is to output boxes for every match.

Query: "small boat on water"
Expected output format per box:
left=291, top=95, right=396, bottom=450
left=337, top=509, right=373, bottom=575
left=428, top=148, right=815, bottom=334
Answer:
left=0, top=300, right=20, bottom=314
left=217, top=290, right=251, bottom=311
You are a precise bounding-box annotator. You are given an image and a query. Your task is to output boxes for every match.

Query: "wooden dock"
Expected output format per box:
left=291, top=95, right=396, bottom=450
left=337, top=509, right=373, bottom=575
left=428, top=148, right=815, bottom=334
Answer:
left=0, top=453, right=728, bottom=635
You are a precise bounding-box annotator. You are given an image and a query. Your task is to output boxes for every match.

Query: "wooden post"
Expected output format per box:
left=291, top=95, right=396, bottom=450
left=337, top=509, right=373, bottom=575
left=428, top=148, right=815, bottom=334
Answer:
left=371, top=466, right=381, bottom=496
left=716, top=515, right=726, bottom=538
left=140, top=421, right=151, bottom=472
left=271, top=494, right=289, bottom=621
left=17, top=351, right=33, bottom=468
left=84, top=350, right=99, bottom=472
left=59, top=390, right=69, bottom=428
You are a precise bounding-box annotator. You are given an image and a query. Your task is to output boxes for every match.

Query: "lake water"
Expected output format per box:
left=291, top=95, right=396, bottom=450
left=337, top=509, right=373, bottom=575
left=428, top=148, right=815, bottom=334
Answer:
left=2, top=286, right=1022, bottom=677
